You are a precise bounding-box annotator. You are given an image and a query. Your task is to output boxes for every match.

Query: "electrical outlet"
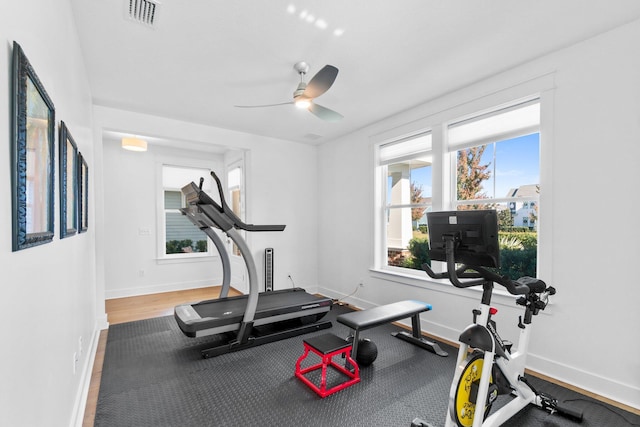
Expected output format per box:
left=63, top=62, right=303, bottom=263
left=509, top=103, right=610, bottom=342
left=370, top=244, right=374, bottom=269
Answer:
left=72, top=352, right=78, bottom=374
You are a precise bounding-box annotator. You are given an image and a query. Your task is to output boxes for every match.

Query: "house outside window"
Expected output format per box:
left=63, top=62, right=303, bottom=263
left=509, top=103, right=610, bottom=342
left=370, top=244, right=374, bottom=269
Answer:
left=161, top=165, right=213, bottom=258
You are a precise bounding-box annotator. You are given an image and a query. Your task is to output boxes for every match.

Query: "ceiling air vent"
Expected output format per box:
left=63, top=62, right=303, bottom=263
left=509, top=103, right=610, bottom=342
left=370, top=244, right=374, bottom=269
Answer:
left=127, top=0, right=160, bottom=27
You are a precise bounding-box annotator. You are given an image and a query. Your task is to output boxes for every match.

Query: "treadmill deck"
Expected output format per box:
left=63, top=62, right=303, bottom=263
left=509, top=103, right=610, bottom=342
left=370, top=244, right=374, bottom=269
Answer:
left=175, top=288, right=332, bottom=337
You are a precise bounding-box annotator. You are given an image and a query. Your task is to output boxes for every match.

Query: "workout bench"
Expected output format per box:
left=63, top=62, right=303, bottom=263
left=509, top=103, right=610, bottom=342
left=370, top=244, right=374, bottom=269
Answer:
left=336, top=300, right=448, bottom=360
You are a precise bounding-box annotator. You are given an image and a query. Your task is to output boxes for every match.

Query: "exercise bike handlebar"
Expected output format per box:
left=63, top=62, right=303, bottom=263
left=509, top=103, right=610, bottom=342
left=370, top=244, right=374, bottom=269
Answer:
left=422, top=236, right=532, bottom=295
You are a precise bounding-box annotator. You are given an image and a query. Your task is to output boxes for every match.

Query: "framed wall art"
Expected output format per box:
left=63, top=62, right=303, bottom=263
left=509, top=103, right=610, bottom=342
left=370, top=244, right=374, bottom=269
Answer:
left=11, top=41, right=56, bottom=251
left=78, top=153, right=88, bottom=233
left=59, top=121, right=78, bottom=238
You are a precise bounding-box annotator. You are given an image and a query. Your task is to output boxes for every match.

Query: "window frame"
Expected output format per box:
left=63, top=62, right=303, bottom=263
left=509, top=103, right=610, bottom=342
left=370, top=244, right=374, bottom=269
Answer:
left=373, top=82, right=554, bottom=284
left=226, top=160, right=245, bottom=258
left=158, top=163, right=215, bottom=261
left=376, top=131, right=433, bottom=273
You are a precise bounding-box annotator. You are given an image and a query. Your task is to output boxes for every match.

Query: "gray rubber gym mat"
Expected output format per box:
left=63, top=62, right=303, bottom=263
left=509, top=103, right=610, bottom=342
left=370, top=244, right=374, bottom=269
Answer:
left=94, top=304, right=640, bottom=426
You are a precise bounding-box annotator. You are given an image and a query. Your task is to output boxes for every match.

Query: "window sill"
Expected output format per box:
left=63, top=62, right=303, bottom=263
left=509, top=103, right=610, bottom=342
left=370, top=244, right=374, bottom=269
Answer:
left=156, top=254, right=218, bottom=265
left=369, top=267, right=554, bottom=314
left=370, top=267, right=449, bottom=287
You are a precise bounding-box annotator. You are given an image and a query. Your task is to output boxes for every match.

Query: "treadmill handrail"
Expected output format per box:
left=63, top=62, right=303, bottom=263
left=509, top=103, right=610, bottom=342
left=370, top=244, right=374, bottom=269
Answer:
left=226, top=227, right=260, bottom=332
left=209, top=171, right=286, bottom=232
left=181, top=173, right=286, bottom=232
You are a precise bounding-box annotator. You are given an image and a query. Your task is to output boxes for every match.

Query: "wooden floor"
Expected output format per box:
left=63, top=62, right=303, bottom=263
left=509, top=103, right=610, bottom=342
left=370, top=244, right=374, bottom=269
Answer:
left=82, top=286, right=240, bottom=427
left=82, top=287, right=639, bottom=426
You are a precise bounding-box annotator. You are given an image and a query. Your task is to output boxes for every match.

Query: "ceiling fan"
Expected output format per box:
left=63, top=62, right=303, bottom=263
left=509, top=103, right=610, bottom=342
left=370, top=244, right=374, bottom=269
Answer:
left=234, top=61, right=343, bottom=122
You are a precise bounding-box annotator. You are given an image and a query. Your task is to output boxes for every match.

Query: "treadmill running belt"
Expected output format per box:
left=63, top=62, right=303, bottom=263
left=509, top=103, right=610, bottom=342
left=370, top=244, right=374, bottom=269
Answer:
left=175, top=288, right=331, bottom=337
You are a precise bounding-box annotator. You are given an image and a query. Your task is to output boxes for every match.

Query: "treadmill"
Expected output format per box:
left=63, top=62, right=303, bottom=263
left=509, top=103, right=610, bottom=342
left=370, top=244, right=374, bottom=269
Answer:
left=174, top=171, right=332, bottom=358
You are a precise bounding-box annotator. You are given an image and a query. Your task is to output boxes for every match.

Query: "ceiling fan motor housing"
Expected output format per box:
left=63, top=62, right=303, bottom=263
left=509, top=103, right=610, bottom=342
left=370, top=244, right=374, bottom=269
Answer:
left=294, top=82, right=308, bottom=99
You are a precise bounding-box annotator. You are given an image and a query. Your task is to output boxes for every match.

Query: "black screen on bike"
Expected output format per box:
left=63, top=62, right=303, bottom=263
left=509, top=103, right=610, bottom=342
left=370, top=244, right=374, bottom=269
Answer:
left=426, top=209, right=500, bottom=268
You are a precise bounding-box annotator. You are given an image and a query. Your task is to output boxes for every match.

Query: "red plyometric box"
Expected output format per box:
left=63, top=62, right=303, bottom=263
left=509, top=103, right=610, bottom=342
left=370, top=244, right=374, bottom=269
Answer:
left=295, top=333, right=360, bottom=398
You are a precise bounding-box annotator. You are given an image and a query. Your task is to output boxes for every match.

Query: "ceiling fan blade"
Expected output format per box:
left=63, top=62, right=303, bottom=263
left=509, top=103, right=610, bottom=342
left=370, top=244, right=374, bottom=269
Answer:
left=303, top=65, right=338, bottom=99
left=234, top=102, right=293, bottom=108
left=309, top=103, right=343, bottom=122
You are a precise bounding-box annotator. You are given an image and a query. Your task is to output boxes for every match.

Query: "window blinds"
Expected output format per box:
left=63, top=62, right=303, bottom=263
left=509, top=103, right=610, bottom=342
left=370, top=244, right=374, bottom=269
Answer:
left=448, top=99, right=540, bottom=150
left=379, top=132, right=432, bottom=165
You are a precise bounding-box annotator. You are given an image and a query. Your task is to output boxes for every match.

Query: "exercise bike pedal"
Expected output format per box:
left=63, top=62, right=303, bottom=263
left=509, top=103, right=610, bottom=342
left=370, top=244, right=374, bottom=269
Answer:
left=539, top=392, right=584, bottom=422
left=410, top=418, right=434, bottom=427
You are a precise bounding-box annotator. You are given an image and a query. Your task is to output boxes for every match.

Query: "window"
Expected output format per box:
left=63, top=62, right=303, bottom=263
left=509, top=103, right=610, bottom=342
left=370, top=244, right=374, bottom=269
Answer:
left=376, top=98, right=541, bottom=279
left=449, top=100, right=540, bottom=278
left=161, top=165, right=212, bottom=258
left=227, top=164, right=244, bottom=256
left=377, top=132, right=432, bottom=270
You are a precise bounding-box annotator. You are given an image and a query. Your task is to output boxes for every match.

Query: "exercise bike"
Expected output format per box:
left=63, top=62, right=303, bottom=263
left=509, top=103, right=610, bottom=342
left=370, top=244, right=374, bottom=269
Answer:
left=413, top=210, right=582, bottom=427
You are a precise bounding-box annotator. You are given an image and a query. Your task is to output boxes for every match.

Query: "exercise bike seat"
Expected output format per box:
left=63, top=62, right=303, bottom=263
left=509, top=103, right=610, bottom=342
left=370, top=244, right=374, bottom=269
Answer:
left=515, top=276, right=546, bottom=293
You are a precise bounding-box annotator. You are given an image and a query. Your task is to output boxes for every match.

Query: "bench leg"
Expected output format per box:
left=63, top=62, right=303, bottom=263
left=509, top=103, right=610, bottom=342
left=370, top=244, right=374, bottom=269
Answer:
left=411, top=313, right=421, bottom=338
left=391, top=313, right=449, bottom=357
left=344, top=330, right=360, bottom=371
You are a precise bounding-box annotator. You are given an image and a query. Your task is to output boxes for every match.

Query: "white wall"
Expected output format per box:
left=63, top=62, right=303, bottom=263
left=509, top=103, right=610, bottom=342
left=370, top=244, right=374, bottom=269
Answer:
left=94, top=106, right=319, bottom=303
left=0, top=1, right=97, bottom=426
left=101, top=137, right=226, bottom=298
left=317, top=20, right=640, bottom=409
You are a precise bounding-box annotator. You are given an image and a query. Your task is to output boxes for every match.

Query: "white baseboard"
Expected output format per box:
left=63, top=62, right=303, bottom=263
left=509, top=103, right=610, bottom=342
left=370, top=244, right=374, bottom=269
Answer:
left=105, top=280, right=217, bottom=299
left=317, top=286, right=375, bottom=310
left=69, top=327, right=100, bottom=427
left=96, top=313, right=109, bottom=330
left=528, top=353, right=640, bottom=410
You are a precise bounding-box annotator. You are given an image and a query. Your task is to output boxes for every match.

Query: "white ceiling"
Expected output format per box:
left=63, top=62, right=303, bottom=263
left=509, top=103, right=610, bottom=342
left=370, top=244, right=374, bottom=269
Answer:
left=70, top=0, right=640, bottom=145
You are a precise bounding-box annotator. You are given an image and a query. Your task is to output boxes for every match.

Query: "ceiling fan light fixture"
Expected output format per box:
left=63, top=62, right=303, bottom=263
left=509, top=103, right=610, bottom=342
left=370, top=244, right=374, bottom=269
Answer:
left=295, top=98, right=311, bottom=109
left=122, top=137, right=148, bottom=152
left=235, top=62, right=341, bottom=121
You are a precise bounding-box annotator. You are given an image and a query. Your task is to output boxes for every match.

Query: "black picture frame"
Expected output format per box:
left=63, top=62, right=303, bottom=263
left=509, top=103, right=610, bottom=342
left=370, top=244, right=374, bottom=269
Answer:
left=78, top=153, right=88, bottom=233
left=59, top=121, right=78, bottom=238
left=11, top=41, right=55, bottom=251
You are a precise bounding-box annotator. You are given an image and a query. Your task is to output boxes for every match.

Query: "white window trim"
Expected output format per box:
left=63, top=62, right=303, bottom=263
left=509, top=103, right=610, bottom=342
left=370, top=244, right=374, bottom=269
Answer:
left=162, top=188, right=213, bottom=260
left=156, top=161, right=218, bottom=262
left=372, top=129, right=433, bottom=276
left=225, top=159, right=246, bottom=258
left=371, top=73, right=556, bottom=284
left=375, top=131, right=433, bottom=273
